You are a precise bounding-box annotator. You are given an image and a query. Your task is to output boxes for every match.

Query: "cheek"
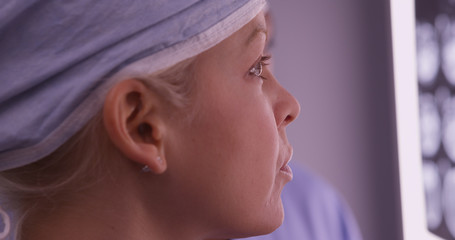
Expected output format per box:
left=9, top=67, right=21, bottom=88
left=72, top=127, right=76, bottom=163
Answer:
left=234, top=110, right=279, bottom=179
left=194, top=92, right=281, bottom=202
left=163, top=71, right=284, bottom=234
left=189, top=98, right=283, bottom=231
left=208, top=100, right=285, bottom=234
left=167, top=93, right=280, bottom=193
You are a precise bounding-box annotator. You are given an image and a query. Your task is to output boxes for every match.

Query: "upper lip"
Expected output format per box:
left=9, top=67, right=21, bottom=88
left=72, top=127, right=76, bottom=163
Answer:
left=280, top=147, right=293, bottom=170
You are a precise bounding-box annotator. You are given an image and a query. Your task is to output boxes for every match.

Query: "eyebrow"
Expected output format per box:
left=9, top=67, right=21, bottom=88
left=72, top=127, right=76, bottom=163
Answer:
left=246, top=27, right=268, bottom=46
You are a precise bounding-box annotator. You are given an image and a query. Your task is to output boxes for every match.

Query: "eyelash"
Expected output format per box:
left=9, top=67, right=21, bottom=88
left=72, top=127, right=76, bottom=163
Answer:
left=249, top=55, right=271, bottom=80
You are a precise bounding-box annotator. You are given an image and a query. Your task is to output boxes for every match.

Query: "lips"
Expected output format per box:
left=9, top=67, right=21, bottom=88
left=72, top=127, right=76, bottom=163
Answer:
left=279, top=148, right=293, bottom=179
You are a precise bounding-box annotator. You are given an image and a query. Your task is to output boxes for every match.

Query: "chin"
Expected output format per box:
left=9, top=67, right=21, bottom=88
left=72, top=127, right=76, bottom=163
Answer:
left=231, top=199, right=285, bottom=239
left=230, top=216, right=284, bottom=239
left=260, top=206, right=285, bottom=234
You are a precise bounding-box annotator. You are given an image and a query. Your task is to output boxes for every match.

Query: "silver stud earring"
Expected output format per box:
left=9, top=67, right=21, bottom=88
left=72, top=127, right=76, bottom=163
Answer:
left=141, top=165, right=151, bottom=173
left=141, top=157, right=162, bottom=173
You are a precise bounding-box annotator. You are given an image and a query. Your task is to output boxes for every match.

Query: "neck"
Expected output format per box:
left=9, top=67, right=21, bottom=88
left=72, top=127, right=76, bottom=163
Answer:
left=19, top=167, right=225, bottom=240
left=21, top=184, right=156, bottom=240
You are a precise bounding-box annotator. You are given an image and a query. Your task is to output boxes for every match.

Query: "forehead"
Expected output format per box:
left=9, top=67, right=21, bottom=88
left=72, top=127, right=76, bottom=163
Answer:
left=229, top=12, right=267, bottom=46
left=192, top=12, right=267, bottom=79
left=201, top=12, right=267, bottom=56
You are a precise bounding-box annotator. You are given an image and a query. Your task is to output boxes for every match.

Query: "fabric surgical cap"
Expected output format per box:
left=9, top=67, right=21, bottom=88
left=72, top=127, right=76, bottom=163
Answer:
left=0, top=0, right=266, bottom=171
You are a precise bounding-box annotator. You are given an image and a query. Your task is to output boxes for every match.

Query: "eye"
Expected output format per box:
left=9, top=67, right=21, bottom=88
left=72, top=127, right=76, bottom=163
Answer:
left=249, top=55, right=271, bottom=79
left=249, top=61, right=263, bottom=77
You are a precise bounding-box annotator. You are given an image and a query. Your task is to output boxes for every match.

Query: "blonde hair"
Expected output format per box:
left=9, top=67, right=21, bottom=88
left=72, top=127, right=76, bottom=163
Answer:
left=0, top=57, right=196, bottom=240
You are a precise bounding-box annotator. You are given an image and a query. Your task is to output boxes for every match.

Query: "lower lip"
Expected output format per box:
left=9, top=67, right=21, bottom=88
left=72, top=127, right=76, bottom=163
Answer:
left=280, top=164, right=293, bottom=180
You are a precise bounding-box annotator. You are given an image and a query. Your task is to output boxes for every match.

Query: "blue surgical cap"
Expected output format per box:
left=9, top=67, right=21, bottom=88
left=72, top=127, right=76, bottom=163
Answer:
left=0, top=0, right=266, bottom=171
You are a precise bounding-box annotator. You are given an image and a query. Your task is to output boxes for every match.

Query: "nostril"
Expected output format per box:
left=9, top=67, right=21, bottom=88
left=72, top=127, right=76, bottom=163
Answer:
left=276, top=102, right=299, bottom=127
left=276, top=86, right=300, bottom=127
left=284, top=115, right=293, bottom=123
left=283, top=114, right=296, bottom=126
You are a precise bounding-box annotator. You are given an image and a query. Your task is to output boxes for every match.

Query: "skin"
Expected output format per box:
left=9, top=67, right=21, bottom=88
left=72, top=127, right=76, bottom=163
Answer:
left=161, top=12, right=300, bottom=239
left=23, top=11, right=300, bottom=240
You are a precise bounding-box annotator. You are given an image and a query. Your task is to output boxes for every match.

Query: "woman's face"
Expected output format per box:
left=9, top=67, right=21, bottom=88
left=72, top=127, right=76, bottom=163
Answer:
left=162, top=12, right=300, bottom=238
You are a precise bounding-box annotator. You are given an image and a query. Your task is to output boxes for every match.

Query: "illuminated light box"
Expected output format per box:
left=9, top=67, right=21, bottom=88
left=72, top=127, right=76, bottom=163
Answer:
left=391, top=0, right=455, bottom=239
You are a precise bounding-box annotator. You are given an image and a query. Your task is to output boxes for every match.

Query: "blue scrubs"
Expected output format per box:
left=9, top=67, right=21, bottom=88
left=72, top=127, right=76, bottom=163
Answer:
left=238, top=163, right=363, bottom=240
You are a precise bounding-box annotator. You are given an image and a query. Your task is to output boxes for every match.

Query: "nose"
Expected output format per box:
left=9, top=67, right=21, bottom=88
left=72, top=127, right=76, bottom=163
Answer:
left=274, top=83, right=300, bottom=128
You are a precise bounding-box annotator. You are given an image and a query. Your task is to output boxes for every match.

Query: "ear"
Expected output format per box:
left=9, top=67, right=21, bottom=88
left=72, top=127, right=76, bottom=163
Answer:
left=103, top=79, right=167, bottom=174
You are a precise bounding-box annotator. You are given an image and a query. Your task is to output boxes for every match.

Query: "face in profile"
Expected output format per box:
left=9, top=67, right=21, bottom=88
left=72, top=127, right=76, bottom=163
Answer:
left=161, top=12, right=300, bottom=238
